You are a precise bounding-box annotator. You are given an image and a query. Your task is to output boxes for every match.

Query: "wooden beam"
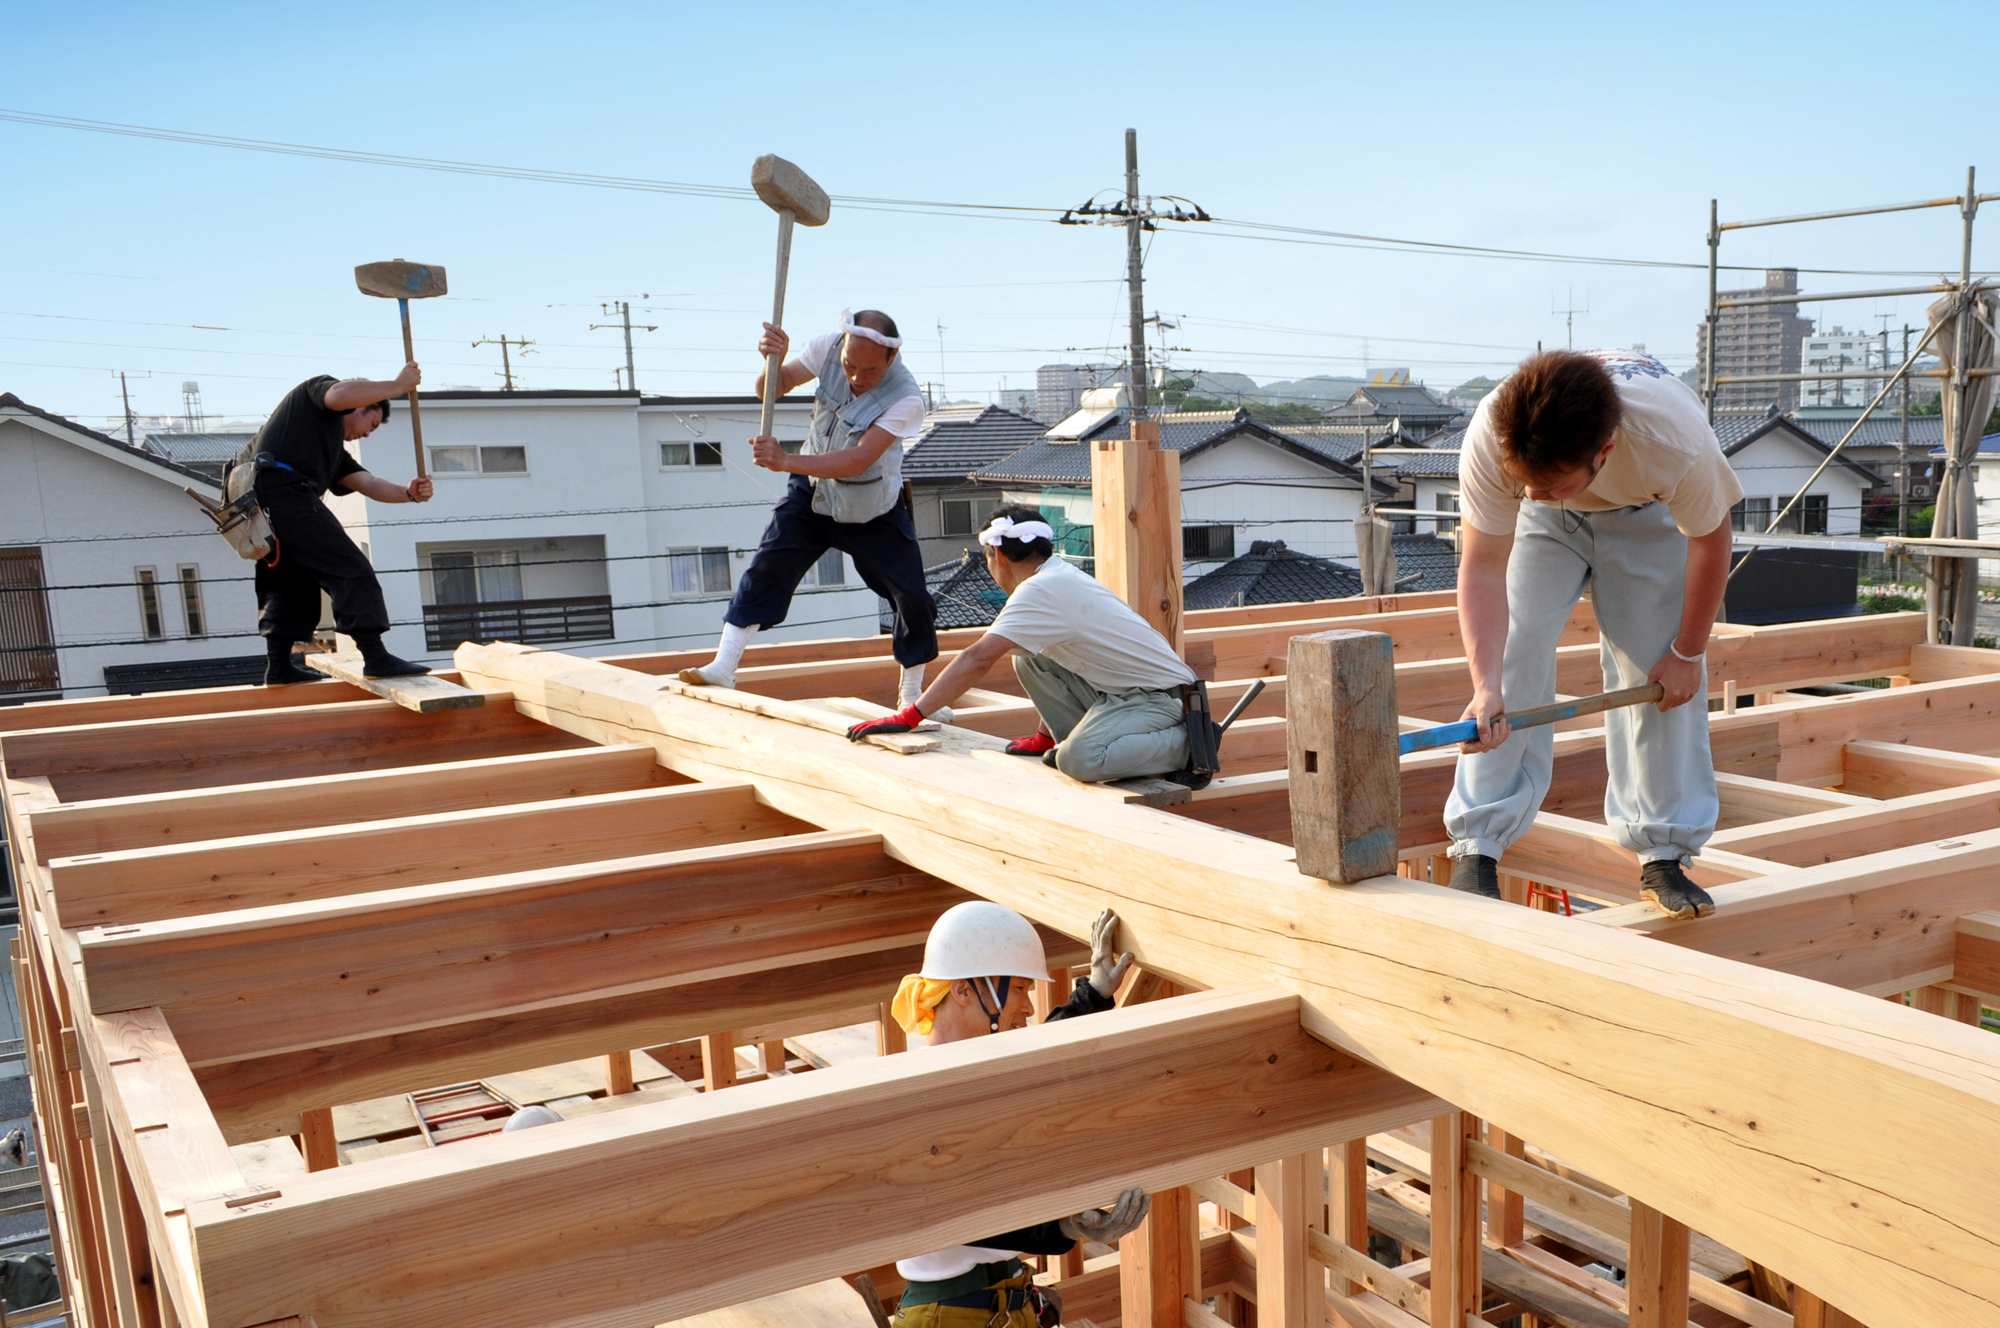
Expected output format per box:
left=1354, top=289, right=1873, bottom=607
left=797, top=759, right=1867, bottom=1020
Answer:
left=1842, top=739, right=2000, bottom=798
left=0, top=695, right=583, bottom=802
left=189, top=987, right=1440, bottom=1328
left=454, top=640, right=2000, bottom=1328
left=1956, top=911, right=2000, bottom=999
left=1712, top=771, right=1872, bottom=830
left=303, top=652, right=484, bottom=711
left=1707, top=779, right=2000, bottom=866
left=48, top=782, right=809, bottom=927
left=1503, top=811, right=1777, bottom=901
left=1288, top=631, right=1400, bottom=883
left=25, top=744, right=670, bottom=862
left=0, top=676, right=369, bottom=735
left=79, top=831, right=969, bottom=1061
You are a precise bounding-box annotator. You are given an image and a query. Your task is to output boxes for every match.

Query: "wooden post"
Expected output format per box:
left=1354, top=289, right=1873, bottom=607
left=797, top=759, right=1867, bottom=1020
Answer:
left=1256, top=1151, right=1324, bottom=1328
left=1627, top=1199, right=1691, bottom=1328
left=1092, top=418, right=1185, bottom=651
left=875, top=1002, right=907, bottom=1056
left=1325, top=1139, right=1369, bottom=1296
left=1794, top=1289, right=1868, bottom=1328
left=299, top=1107, right=339, bottom=1172
left=700, top=1032, right=737, bottom=1092
left=1485, top=1122, right=1525, bottom=1247
left=760, top=1040, right=788, bottom=1074
left=1288, top=630, right=1400, bottom=882
left=604, top=1050, right=637, bottom=1097
left=1429, top=1111, right=1483, bottom=1328
left=1118, top=1185, right=1199, bottom=1328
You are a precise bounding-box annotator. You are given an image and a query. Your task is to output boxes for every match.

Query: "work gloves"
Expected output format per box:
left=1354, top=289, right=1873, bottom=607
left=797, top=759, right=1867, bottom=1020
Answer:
left=846, top=704, right=925, bottom=741
left=1059, top=1188, right=1151, bottom=1246
left=1006, top=731, right=1056, bottom=757
left=1088, top=908, right=1137, bottom=998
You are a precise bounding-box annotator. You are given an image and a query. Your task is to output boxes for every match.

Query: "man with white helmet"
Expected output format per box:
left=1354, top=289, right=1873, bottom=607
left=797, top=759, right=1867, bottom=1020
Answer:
left=883, top=902, right=1151, bottom=1328
left=846, top=504, right=1197, bottom=785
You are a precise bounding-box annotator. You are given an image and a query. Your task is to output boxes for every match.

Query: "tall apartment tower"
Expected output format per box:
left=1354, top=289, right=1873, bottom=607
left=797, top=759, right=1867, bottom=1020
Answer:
left=1694, top=268, right=1814, bottom=414
left=1035, top=363, right=1126, bottom=423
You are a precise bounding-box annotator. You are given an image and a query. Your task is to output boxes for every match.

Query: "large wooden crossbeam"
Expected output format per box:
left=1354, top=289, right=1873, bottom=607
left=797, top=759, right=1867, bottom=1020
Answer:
left=188, top=987, right=1438, bottom=1328
left=455, top=642, right=2000, bottom=1328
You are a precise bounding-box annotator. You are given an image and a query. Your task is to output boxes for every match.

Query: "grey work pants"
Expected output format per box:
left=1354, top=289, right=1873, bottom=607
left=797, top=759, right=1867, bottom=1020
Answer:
left=1445, top=501, right=1717, bottom=866
left=1014, top=653, right=1189, bottom=783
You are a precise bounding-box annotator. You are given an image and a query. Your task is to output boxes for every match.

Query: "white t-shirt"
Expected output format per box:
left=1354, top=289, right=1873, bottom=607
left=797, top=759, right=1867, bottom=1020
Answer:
left=1459, top=350, right=1743, bottom=538
left=791, top=331, right=926, bottom=438
left=989, top=557, right=1196, bottom=693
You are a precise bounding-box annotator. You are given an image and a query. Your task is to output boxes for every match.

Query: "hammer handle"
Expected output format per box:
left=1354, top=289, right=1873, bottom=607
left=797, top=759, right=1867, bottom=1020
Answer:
left=759, top=209, right=795, bottom=440
left=1398, top=682, right=1666, bottom=755
left=399, top=298, right=427, bottom=479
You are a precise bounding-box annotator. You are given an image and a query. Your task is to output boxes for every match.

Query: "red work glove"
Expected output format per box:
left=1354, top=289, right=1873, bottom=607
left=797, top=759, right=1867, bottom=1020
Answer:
left=1005, top=731, right=1056, bottom=756
left=846, top=704, right=924, bottom=742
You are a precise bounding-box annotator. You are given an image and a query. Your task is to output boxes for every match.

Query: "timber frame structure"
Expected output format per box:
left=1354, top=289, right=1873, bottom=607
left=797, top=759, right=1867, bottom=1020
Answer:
left=4, top=442, right=2000, bottom=1328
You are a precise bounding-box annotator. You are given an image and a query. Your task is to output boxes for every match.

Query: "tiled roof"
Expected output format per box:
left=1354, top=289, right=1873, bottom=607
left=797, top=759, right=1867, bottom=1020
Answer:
left=902, top=405, right=1048, bottom=482
left=976, top=409, right=1389, bottom=494
left=1390, top=533, right=1460, bottom=592
left=1715, top=415, right=1879, bottom=484
left=142, top=431, right=257, bottom=464
left=1183, top=541, right=1364, bottom=609
left=877, top=552, right=1095, bottom=632
left=1384, top=448, right=1462, bottom=479
left=1331, top=382, right=1458, bottom=419
left=0, top=393, right=219, bottom=488
left=1791, top=414, right=1946, bottom=450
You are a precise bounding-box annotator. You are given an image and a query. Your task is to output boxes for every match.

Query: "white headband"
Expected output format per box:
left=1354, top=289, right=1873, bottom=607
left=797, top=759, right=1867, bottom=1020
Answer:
left=840, top=309, right=903, bottom=349
left=980, top=516, right=1055, bottom=547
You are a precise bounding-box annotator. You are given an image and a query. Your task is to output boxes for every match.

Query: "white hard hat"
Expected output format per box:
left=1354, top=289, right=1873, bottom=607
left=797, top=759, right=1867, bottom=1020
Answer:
left=503, top=1105, right=564, bottom=1132
left=920, top=901, right=1050, bottom=983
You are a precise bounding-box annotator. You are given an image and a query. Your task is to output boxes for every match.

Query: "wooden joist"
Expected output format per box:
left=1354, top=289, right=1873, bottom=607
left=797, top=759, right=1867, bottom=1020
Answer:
left=303, top=652, right=486, bottom=712
left=455, top=640, right=2000, bottom=1328
left=188, top=987, right=1439, bottom=1328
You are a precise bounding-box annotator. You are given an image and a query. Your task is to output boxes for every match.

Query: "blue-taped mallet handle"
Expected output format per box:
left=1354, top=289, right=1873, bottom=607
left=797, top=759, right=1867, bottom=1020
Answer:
left=1397, top=681, right=1666, bottom=755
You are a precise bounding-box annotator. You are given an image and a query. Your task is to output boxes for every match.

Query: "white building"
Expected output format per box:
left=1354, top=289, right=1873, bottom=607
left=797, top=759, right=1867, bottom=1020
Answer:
left=1800, top=326, right=1886, bottom=409
left=1, top=393, right=258, bottom=701
left=338, top=390, right=884, bottom=667
left=1716, top=416, right=1874, bottom=536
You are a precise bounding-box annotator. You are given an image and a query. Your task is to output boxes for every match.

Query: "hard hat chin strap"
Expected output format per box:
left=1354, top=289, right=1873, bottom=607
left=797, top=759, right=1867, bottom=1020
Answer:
left=970, top=976, right=1013, bottom=1035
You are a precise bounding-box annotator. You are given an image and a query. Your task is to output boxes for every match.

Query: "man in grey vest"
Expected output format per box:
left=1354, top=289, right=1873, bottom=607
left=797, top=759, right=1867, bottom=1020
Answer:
left=681, top=311, right=939, bottom=707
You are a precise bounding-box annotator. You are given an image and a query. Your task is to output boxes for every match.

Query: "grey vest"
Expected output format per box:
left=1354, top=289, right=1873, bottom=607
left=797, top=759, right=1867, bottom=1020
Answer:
left=805, top=335, right=918, bottom=523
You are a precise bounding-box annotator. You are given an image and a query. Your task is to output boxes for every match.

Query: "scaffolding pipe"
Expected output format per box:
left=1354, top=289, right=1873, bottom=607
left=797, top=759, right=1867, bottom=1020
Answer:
left=1720, top=192, right=1999, bottom=231
left=1715, top=367, right=1989, bottom=384
left=1719, top=283, right=1957, bottom=309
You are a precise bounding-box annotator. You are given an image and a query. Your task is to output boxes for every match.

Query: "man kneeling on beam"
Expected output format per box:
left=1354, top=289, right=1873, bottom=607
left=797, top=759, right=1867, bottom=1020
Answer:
left=846, top=506, right=1199, bottom=784
left=886, top=901, right=1150, bottom=1328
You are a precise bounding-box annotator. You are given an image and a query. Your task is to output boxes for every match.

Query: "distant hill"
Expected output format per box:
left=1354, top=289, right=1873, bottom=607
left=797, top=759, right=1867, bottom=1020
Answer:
left=1253, top=375, right=1368, bottom=406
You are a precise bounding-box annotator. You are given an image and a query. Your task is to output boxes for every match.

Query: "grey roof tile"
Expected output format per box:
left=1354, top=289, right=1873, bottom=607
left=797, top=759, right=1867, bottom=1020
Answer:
left=902, top=405, right=1048, bottom=481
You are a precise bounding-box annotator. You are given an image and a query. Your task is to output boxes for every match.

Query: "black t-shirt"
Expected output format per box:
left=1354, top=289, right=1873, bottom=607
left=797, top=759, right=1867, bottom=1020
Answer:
left=238, top=376, right=366, bottom=496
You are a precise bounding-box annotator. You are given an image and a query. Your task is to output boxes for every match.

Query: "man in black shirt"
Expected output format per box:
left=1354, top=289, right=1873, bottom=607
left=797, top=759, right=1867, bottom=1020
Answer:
left=236, top=366, right=433, bottom=682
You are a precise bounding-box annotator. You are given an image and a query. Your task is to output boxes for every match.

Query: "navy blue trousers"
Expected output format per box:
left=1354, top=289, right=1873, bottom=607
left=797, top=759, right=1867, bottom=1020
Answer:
left=253, top=477, right=391, bottom=641
left=726, top=478, right=938, bottom=667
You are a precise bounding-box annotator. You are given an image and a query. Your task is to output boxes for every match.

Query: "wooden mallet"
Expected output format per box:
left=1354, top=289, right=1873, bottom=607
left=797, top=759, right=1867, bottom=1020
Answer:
left=354, top=259, right=448, bottom=478
left=750, top=156, right=831, bottom=439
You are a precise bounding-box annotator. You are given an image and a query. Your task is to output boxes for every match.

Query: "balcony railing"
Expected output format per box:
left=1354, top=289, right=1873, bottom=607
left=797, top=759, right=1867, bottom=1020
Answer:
left=423, top=595, right=615, bottom=653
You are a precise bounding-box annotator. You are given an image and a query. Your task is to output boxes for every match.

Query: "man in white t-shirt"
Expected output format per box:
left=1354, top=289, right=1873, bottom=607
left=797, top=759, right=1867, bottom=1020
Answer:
left=846, top=505, right=1197, bottom=784
left=1446, top=350, right=1742, bottom=919
left=679, top=311, right=939, bottom=707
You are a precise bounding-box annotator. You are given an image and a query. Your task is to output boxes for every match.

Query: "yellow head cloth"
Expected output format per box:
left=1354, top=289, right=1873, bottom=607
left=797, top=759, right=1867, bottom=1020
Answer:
left=890, top=975, right=954, bottom=1035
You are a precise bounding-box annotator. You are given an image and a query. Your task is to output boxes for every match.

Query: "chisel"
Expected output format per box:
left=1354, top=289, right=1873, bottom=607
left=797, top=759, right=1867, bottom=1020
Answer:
left=1398, top=681, right=1666, bottom=755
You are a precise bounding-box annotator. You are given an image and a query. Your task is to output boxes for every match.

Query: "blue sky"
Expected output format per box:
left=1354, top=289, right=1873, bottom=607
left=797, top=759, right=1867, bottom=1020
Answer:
left=5, top=0, right=1994, bottom=427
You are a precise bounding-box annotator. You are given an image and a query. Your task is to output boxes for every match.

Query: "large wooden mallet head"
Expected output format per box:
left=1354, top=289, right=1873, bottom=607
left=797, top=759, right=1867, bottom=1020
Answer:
left=354, top=261, right=448, bottom=300
left=751, top=156, right=830, bottom=227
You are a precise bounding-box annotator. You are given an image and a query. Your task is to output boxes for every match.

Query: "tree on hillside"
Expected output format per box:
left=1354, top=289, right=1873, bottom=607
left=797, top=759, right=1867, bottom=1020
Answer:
left=1159, top=377, right=1329, bottom=425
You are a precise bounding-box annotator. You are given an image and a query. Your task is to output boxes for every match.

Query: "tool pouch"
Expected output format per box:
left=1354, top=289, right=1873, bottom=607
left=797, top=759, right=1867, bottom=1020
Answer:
left=1179, top=681, right=1223, bottom=789
left=190, top=461, right=275, bottom=561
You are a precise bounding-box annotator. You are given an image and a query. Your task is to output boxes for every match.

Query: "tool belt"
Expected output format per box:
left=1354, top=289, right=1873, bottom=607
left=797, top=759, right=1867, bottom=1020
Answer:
left=900, top=1263, right=1059, bottom=1326
left=1179, top=681, right=1222, bottom=790
left=185, top=455, right=275, bottom=561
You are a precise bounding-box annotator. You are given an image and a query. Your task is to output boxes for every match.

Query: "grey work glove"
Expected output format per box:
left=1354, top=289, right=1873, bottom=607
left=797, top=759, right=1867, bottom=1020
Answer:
left=1059, top=1187, right=1151, bottom=1245
left=1088, top=908, right=1136, bottom=998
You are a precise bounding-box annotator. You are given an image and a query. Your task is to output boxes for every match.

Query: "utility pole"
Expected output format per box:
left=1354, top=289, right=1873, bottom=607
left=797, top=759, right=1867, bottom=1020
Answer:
left=119, top=371, right=135, bottom=446
left=592, top=302, right=657, bottom=393
left=472, top=335, right=536, bottom=390
left=936, top=320, right=948, bottom=403
left=1055, top=129, right=1210, bottom=421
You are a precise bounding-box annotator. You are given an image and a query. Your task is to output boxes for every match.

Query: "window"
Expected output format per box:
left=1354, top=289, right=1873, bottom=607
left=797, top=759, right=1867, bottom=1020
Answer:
left=430, top=550, right=522, bottom=605
left=1731, top=496, right=1772, bottom=533
left=431, top=445, right=528, bottom=475
left=661, top=441, right=725, bottom=468
left=177, top=565, right=206, bottom=638
left=940, top=499, right=975, bottom=538
left=1183, top=525, right=1236, bottom=562
left=670, top=546, right=732, bottom=595
left=135, top=568, right=164, bottom=640
left=807, top=549, right=845, bottom=587
left=1776, top=493, right=1830, bottom=535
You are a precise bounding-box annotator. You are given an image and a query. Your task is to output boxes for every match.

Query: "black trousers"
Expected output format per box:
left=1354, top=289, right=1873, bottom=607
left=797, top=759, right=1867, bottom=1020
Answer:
left=253, top=478, right=391, bottom=642
left=725, top=478, right=938, bottom=667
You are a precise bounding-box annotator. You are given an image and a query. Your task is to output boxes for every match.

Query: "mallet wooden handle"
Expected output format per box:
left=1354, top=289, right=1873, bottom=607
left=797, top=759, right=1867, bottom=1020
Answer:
left=398, top=298, right=427, bottom=479
left=759, top=209, right=795, bottom=440
left=1399, top=681, right=1667, bottom=755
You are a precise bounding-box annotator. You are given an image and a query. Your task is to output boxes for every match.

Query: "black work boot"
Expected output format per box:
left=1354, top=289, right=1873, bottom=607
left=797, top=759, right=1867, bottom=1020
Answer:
left=263, top=637, right=317, bottom=685
left=351, top=631, right=430, bottom=679
left=1448, top=853, right=1501, bottom=900
left=1641, top=858, right=1715, bottom=920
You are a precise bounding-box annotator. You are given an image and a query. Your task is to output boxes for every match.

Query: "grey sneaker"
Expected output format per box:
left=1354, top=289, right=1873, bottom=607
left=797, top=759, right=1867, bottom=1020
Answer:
left=1449, top=853, right=1501, bottom=900
left=1641, top=859, right=1715, bottom=920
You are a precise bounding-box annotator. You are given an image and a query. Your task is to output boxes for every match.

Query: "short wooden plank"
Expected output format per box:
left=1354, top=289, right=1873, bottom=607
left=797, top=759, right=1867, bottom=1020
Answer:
left=1308, top=1227, right=1429, bottom=1321
left=189, top=987, right=1440, bottom=1328
left=656, top=678, right=937, bottom=754
left=305, top=652, right=485, bottom=712
left=1466, top=1138, right=1630, bottom=1238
